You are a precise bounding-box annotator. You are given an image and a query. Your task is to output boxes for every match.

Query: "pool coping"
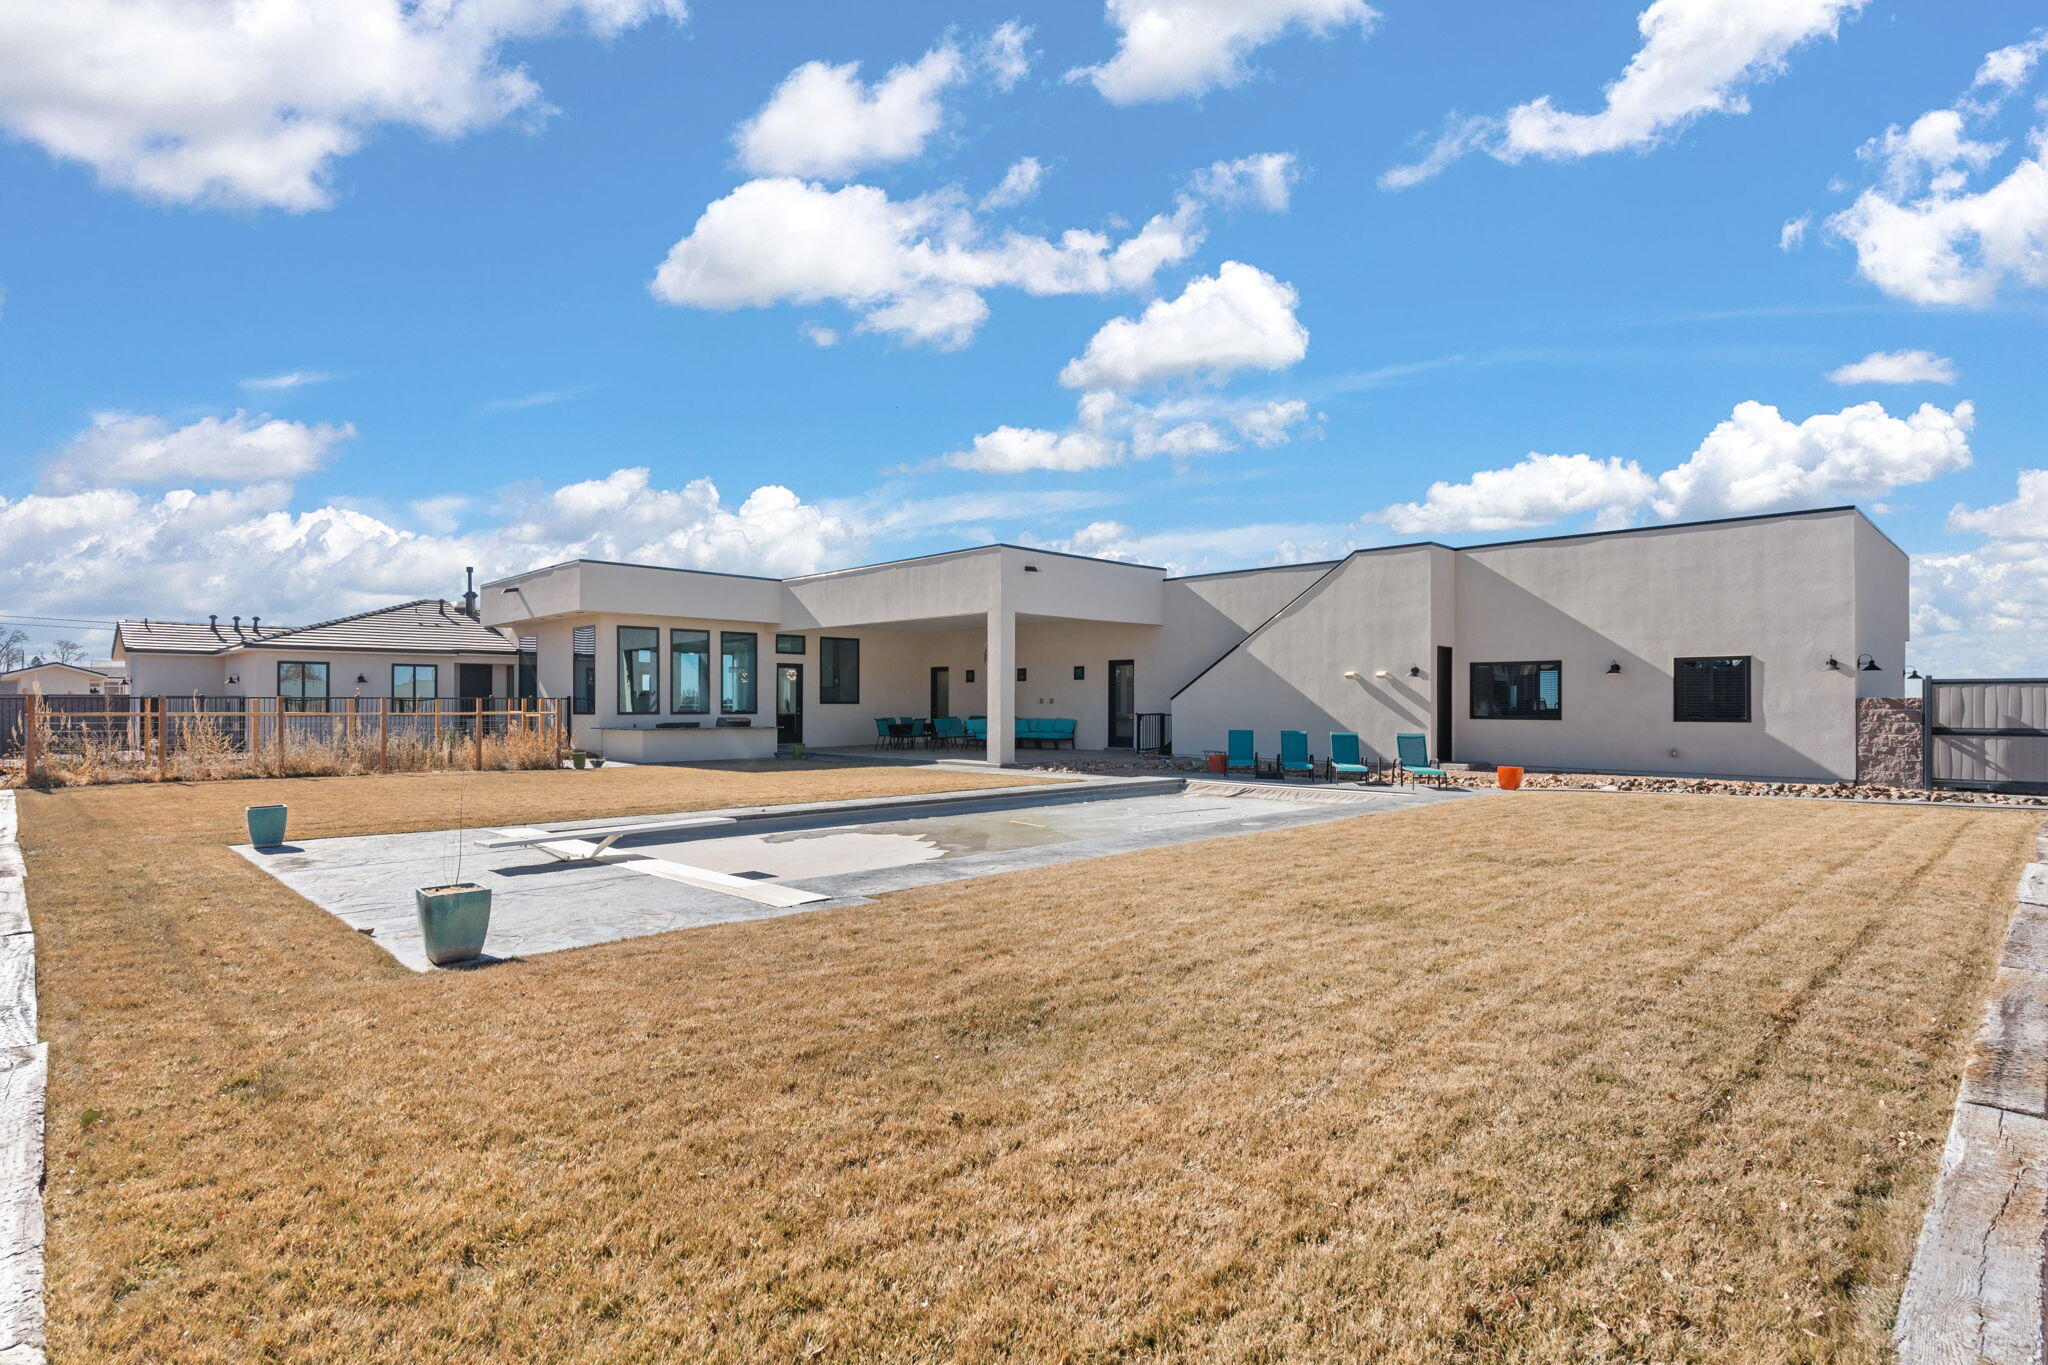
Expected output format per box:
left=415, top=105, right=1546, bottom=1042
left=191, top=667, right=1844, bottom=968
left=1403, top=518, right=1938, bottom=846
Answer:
left=1895, top=819, right=2048, bottom=1362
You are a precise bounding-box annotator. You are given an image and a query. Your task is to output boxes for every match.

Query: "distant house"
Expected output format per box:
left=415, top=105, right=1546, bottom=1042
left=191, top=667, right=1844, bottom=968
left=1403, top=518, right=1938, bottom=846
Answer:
left=0, top=660, right=127, bottom=696
left=112, top=600, right=526, bottom=704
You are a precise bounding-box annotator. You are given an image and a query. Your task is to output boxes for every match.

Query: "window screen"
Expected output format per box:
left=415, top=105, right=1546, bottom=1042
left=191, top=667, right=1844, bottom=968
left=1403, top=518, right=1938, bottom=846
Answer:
left=1674, top=656, right=1751, bottom=722
left=820, top=637, right=860, bottom=704
left=1469, top=660, right=1561, bottom=720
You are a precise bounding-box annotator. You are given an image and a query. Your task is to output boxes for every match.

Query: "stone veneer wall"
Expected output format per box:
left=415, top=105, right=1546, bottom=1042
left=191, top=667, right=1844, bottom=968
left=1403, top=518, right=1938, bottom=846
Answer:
left=1857, top=696, right=1925, bottom=788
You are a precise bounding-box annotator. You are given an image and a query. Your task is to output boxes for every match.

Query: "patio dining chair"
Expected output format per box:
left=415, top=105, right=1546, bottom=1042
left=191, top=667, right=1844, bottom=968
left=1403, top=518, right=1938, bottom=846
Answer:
left=1395, top=732, right=1448, bottom=788
left=933, top=716, right=965, bottom=749
left=1226, top=729, right=1257, bottom=775
left=1279, top=730, right=1315, bottom=780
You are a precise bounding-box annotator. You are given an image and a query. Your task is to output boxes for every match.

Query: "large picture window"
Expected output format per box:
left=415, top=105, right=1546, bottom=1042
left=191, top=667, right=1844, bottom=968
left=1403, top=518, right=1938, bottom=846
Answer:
left=670, top=629, right=710, bottom=713
left=618, top=627, right=659, bottom=714
left=278, top=660, right=328, bottom=712
left=1674, top=656, right=1751, bottom=722
left=820, top=636, right=860, bottom=704
left=571, top=625, right=596, bottom=715
left=1470, top=660, right=1561, bottom=720
left=391, top=664, right=437, bottom=712
left=721, top=632, right=758, bottom=713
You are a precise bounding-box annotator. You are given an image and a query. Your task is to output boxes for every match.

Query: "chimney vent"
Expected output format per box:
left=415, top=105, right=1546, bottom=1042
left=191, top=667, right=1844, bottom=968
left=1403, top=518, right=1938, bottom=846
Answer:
left=461, top=566, right=478, bottom=619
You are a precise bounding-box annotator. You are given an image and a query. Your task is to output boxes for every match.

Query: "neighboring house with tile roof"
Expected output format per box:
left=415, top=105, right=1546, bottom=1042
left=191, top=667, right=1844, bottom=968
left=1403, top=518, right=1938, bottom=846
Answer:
left=112, top=599, right=526, bottom=703
left=0, top=660, right=127, bottom=696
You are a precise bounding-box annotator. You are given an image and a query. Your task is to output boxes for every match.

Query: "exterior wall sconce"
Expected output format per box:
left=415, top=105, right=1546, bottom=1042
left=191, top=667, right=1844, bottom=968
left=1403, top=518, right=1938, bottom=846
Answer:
left=1856, top=653, right=1881, bottom=672
left=1372, top=668, right=1391, bottom=679
left=1606, top=661, right=1622, bottom=675
left=1907, top=668, right=1922, bottom=680
left=1022, top=564, right=1040, bottom=572
left=226, top=675, right=239, bottom=685
left=356, top=674, right=369, bottom=685
left=1825, top=655, right=1842, bottom=670
left=1407, top=665, right=1422, bottom=678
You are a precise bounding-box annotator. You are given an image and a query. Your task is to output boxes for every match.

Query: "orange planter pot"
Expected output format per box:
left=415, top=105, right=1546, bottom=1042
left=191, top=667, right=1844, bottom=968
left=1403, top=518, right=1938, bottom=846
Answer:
left=1497, top=766, right=1524, bottom=790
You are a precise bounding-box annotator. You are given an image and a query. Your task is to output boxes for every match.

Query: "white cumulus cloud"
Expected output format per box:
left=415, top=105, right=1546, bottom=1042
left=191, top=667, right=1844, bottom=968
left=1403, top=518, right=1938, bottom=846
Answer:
left=733, top=43, right=962, bottom=180
left=1826, top=30, right=2048, bottom=306
left=1826, top=349, right=1958, bottom=385
left=1380, top=454, right=1657, bottom=535
left=41, top=411, right=356, bottom=492
left=648, top=176, right=1206, bottom=349
left=1058, top=261, right=1307, bottom=390
left=0, top=0, right=685, bottom=211
left=1186, top=151, right=1299, bottom=211
left=941, top=427, right=1125, bottom=475
left=1384, top=0, right=1864, bottom=188
left=1071, top=0, right=1376, bottom=105
left=979, top=156, right=1045, bottom=211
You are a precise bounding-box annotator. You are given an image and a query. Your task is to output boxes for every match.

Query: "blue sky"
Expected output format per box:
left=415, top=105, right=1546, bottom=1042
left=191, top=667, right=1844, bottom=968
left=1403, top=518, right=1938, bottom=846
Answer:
left=2, top=0, right=2045, bottom=671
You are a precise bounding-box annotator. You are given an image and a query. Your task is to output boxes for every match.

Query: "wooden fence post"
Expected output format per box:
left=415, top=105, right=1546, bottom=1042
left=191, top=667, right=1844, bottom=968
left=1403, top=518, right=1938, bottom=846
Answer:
left=275, top=698, right=285, bottom=775
left=20, top=696, right=36, bottom=788
left=378, top=700, right=389, bottom=774
left=156, top=696, right=169, bottom=783
left=473, top=697, right=485, bottom=771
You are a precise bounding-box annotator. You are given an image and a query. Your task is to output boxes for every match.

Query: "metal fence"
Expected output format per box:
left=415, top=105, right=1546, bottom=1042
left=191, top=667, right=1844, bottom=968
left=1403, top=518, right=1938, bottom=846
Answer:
left=1923, top=677, right=2048, bottom=794
left=2, top=694, right=567, bottom=778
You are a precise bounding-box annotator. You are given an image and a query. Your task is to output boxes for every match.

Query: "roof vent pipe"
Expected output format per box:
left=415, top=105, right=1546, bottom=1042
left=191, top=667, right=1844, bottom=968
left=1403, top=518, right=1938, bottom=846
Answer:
left=209, top=614, right=218, bottom=630
left=251, top=616, right=261, bottom=632
left=232, top=615, right=241, bottom=632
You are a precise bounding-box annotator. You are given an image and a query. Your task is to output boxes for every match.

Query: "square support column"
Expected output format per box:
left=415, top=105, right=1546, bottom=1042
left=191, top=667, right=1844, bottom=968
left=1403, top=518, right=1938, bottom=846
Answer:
left=985, top=604, right=1016, bottom=766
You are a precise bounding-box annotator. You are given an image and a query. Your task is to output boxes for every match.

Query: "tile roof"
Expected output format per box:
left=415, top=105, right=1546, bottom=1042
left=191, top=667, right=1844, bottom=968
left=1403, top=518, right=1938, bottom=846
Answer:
left=116, top=600, right=516, bottom=656
left=0, top=660, right=119, bottom=680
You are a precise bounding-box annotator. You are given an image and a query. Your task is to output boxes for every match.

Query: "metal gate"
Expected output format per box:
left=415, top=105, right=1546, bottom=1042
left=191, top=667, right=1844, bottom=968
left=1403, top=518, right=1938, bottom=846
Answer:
left=1924, top=677, right=2048, bottom=793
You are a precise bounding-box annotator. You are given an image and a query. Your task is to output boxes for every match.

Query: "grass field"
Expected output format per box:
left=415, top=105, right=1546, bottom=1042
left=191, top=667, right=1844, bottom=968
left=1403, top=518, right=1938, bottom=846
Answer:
left=18, top=771, right=2036, bottom=1363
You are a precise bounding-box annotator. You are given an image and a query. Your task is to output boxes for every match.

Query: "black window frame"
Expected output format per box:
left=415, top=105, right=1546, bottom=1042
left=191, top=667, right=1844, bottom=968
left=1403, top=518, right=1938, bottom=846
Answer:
left=775, top=633, right=806, bottom=655
left=391, top=663, right=438, bottom=712
left=669, top=628, right=710, bottom=714
left=618, top=626, right=660, bottom=715
left=819, top=636, right=860, bottom=705
left=278, top=660, right=329, bottom=711
left=572, top=626, right=596, bottom=716
left=1469, top=660, right=1562, bottom=721
left=1673, top=655, right=1752, bottom=723
left=720, top=631, right=758, bottom=714
left=1073, top=665, right=1086, bottom=681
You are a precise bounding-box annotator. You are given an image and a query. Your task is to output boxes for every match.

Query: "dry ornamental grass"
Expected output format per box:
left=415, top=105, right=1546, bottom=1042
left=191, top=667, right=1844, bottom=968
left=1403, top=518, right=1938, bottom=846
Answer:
left=15, top=771, right=2035, bottom=1363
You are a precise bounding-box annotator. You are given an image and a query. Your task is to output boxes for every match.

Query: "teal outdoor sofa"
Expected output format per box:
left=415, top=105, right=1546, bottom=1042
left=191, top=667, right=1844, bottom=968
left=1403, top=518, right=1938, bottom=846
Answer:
left=1016, top=717, right=1077, bottom=748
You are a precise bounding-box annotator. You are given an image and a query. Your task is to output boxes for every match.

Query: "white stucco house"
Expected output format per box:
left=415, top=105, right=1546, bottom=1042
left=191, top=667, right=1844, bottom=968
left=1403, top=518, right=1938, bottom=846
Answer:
left=0, top=660, right=127, bottom=696
left=112, top=599, right=524, bottom=704
left=478, top=505, right=1908, bottom=782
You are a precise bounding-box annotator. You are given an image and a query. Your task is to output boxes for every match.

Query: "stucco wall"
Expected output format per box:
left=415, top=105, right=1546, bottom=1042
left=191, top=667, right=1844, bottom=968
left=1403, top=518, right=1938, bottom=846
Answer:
left=1452, top=513, right=1871, bottom=781
left=1170, top=546, right=1451, bottom=761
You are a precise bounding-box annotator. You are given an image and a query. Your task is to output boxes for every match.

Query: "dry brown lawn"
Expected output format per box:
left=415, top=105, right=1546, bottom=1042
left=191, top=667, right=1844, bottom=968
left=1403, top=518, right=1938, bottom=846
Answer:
left=18, top=775, right=2036, bottom=1363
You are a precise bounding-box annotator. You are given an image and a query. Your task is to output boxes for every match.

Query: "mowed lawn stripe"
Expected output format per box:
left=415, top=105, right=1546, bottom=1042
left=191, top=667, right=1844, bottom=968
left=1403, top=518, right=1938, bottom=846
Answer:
left=20, top=778, right=2034, bottom=1363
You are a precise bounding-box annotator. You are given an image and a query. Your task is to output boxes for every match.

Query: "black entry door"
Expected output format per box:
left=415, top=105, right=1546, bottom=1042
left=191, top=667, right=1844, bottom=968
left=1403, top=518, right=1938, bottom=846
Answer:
left=458, top=662, right=493, bottom=699
left=1434, top=645, right=1453, bottom=763
left=929, top=666, right=950, bottom=719
left=1108, top=659, right=1135, bottom=748
left=777, top=664, right=803, bottom=744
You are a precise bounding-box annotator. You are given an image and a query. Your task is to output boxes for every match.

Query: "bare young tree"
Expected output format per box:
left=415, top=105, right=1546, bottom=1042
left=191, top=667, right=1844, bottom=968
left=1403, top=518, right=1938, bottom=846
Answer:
left=0, top=630, right=27, bottom=672
left=50, top=640, right=86, bottom=664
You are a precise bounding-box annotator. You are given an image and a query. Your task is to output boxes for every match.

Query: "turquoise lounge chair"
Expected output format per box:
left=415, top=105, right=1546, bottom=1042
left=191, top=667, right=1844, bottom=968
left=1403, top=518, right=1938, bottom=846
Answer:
left=1327, top=731, right=1371, bottom=782
left=1225, top=729, right=1257, bottom=775
left=1395, top=732, right=1447, bottom=788
left=932, top=716, right=965, bottom=749
left=1279, top=730, right=1314, bottom=779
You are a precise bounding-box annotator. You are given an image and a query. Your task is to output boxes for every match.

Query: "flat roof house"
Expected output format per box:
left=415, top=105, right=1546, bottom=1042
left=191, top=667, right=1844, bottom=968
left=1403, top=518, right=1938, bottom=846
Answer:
left=112, top=600, right=523, bottom=704
left=482, top=505, right=1907, bottom=781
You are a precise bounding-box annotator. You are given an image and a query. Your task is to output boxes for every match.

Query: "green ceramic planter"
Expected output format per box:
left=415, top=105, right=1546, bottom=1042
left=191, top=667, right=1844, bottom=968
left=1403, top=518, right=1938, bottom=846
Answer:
left=415, top=883, right=492, bottom=966
left=245, top=804, right=287, bottom=847
left=570, top=751, right=587, bottom=769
